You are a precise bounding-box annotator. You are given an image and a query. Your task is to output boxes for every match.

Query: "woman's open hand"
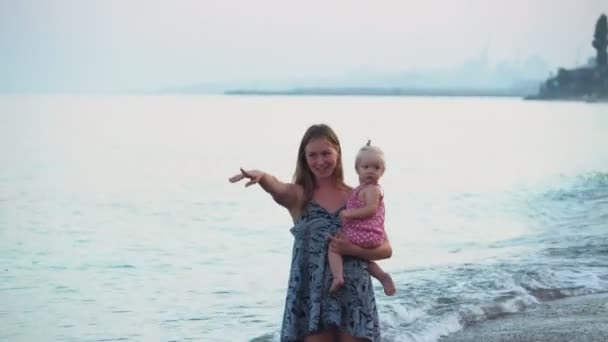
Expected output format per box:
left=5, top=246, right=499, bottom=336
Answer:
left=229, top=168, right=265, bottom=187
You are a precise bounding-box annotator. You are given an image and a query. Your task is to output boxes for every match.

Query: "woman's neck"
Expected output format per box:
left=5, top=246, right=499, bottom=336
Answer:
left=316, top=177, right=337, bottom=189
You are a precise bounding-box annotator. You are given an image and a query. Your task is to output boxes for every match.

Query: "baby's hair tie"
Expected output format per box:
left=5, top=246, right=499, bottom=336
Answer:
left=366, top=139, right=371, bottom=146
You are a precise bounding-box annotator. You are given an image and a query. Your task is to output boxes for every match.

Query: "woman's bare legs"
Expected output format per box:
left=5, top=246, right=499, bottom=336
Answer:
left=339, top=331, right=369, bottom=342
left=303, top=328, right=337, bottom=342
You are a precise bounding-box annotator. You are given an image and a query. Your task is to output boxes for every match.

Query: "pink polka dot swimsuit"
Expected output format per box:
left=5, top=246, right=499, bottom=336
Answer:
left=342, top=184, right=385, bottom=248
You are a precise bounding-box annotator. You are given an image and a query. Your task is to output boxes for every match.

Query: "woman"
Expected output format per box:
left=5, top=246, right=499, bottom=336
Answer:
left=229, top=124, right=392, bottom=342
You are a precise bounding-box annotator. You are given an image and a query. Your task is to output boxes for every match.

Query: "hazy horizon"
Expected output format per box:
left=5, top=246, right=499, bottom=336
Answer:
left=1, top=0, right=607, bottom=94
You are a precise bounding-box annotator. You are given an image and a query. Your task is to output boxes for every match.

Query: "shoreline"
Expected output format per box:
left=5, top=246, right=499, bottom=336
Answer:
left=223, top=90, right=608, bottom=102
left=223, top=87, right=528, bottom=97
left=438, top=293, right=608, bottom=342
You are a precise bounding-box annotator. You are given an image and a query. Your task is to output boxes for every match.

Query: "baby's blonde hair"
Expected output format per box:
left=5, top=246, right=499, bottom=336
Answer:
left=355, top=140, right=386, bottom=170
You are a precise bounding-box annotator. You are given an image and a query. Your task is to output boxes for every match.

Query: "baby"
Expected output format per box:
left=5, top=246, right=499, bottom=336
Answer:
left=328, top=140, right=396, bottom=296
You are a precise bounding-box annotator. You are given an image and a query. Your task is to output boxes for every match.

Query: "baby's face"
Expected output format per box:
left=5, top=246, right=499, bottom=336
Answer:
left=356, top=152, right=385, bottom=185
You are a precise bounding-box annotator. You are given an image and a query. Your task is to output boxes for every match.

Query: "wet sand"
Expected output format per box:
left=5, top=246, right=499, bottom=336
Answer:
left=439, top=293, right=608, bottom=342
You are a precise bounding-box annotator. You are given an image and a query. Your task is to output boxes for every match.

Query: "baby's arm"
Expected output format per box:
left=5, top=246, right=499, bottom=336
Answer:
left=341, top=185, right=382, bottom=220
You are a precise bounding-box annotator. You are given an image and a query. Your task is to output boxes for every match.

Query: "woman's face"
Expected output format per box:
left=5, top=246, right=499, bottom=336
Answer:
left=304, top=137, right=339, bottom=180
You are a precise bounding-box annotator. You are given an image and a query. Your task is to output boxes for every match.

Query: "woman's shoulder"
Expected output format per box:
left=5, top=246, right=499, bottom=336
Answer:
left=340, top=183, right=354, bottom=200
left=272, top=182, right=304, bottom=205
left=287, top=182, right=305, bottom=195
left=288, top=182, right=306, bottom=197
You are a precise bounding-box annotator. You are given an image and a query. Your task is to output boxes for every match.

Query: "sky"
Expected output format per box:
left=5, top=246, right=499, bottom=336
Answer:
left=1, top=0, right=607, bottom=93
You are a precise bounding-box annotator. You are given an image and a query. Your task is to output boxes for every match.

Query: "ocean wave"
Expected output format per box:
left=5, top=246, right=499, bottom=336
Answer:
left=378, top=254, right=608, bottom=342
left=544, top=171, right=608, bottom=202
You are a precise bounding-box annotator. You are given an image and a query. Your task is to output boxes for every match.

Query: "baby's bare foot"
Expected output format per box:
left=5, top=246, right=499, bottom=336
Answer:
left=379, top=273, right=396, bottom=296
left=330, top=277, right=344, bottom=293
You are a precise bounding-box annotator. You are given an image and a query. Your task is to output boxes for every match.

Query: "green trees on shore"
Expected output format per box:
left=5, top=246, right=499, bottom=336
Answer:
left=593, top=14, right=607, bottom=66
left=529, top=13, right=607, bottom=100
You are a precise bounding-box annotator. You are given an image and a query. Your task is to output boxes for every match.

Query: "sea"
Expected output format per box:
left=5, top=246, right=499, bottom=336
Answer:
left=1, top=95, right=607, bottom=342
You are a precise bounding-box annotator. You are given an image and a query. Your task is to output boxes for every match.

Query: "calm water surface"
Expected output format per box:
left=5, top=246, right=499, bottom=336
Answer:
left=1, top=95, right=607, bottom=341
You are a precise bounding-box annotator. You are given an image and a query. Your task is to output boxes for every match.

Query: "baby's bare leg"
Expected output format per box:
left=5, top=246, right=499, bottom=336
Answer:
left=368, top=261, right=396, bottom=296
left=328, top=249, right=344, bottom=293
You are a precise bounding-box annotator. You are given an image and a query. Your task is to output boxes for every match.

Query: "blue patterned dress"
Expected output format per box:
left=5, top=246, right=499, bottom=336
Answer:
left=280, top=201, right=380, bottom=342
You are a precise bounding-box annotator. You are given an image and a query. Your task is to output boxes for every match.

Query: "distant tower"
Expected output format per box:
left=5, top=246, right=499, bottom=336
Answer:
left=592, top=14, right=607, bottom=67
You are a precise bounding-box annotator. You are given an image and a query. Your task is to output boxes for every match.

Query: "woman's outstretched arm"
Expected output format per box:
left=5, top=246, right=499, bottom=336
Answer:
left=229, top=168, right=301, bottom=211
left=328, top=235, right=392, bottom=261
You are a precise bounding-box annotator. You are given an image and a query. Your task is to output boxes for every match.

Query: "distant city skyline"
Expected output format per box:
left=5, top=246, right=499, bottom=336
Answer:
left=1, top=0, right=607, bottom=93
